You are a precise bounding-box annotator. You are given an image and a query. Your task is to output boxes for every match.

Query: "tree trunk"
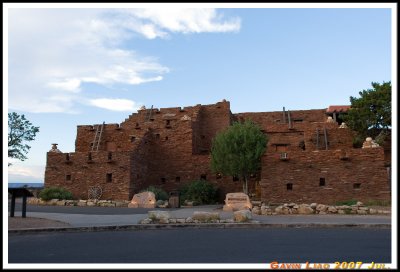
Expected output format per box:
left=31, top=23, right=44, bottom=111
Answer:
left=242, top=176, right=248, bottom=195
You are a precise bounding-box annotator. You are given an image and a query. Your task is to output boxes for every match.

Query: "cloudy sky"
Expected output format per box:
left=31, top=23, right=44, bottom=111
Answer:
left=5, top=4, right=394, bottom=183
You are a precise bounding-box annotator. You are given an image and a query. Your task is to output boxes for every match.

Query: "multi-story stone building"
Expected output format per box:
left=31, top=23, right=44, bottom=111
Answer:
left=44, top=100, right=391, bottom=204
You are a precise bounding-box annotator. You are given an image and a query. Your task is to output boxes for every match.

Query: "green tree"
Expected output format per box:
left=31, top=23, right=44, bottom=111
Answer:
left=341, top=81, right=391, bottom=146
left=8, top=112, right=39, bottom=165
left=211, top=120, right=268, bottom=195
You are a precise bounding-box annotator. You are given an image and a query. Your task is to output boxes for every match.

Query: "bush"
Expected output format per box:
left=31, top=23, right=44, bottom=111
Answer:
left=140, top=186, right=169, bottom=201
left=352, top=135, right=364, bottom=148
left=180, top=180, right=217, bottom=205
left=335, top=199, right=358, bottom=206
left=39, top=187, right=73, bottom=201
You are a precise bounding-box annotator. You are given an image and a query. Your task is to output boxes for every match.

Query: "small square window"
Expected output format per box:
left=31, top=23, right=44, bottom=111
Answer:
left=131, top=136, right=136, bottom=142
left=161, top=178, right=166, bottom=184
left=106, top=173, right=112, bottom=183
left=233, top=175, right=239, bottom=182
left=200, top=174, right=207, bottom=180
left=175, top=177, right=180, bottom=182
left=66, top=174, right=71, bottom=181
left=216, top=173, right=222, bottom=179
left=287, top=183, right=293, bottom=191
left=319, top=178, right=325, bottom=186
left=108, top=152, right=112, bottom=160
left=353, top=183, right=361, bottom=189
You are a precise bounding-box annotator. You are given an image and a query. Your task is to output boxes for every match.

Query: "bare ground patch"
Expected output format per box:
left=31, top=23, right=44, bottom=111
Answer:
left=8, top=217, right=71, bottom=230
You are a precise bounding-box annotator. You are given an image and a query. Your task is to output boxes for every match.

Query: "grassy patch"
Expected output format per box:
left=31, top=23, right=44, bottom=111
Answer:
left=335, top=199, right=358, bottom=206
left=365, top=199, right=391, bottom=206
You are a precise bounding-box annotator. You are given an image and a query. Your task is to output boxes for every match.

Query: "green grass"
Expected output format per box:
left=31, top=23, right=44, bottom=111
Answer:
left=335, top=199, right=358, bottom=206
left=365, top=199, right=391, bottom=207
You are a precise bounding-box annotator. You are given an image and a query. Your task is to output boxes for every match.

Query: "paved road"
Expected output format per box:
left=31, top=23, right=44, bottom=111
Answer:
left=8, top=228, right=391, bottom=263
left=9, top=202, right=177, bottom=215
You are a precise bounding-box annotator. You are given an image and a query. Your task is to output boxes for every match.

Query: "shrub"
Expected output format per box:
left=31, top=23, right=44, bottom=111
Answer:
left=180, top=180, right=217, bottom=205
left=39, top=187, right=73, bottom=201
left=335, top=199, right=358, bottom=206
left=140, top=186, right=169, bottom=201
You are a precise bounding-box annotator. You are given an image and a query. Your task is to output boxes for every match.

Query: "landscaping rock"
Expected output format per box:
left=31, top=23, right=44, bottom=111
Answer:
left=192, top=211, right=220, bottom=222
left=234, top=210, right=252, bottom=222
left=148, top=211, right=171, bottom=221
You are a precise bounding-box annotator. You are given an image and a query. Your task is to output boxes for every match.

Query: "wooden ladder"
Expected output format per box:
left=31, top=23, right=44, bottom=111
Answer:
left=92, top=122, right=105, bottom=151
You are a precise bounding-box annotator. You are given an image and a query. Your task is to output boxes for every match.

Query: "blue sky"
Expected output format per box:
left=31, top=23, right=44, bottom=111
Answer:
left=5, top=4, right=395, bottom=183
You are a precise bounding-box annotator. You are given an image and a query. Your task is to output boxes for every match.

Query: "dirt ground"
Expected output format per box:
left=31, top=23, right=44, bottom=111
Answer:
left=8, top=217, right=71, bottom=230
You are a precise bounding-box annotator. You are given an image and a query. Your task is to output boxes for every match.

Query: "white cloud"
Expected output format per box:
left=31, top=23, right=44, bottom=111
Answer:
left=7, top=8, right=240, bottom=113
left=127, top=8, right=241, bottom=37
left=89, top=98, right=142, bottom=112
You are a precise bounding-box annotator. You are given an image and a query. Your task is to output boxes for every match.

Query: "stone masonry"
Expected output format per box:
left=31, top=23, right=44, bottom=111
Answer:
left=44, top=100, right=391, bottom=204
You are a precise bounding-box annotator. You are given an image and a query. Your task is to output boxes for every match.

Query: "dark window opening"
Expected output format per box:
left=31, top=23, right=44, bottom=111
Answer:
left=66, top=174, right=71, bottom=181
left=216, top=173, right=222, bottom=179
left=131, top=136, right=136, bottom=142
left=299, top=140, right=306, bottom=150
left=108, top=152, right=112, bottom=160
left=135, top=123, right=140, bottom=127
left=166, top=120, right=171, bottom=127
left=90, top=143, right=94, bottom=147
left=175, top=177, right=180, bottom=182
left=201, top=135, right=206, bottom=139
left=66, top=154, right=70, bottom=161
left=88, top=152, right=92, bottom=160
left=319, top=178, right=325, bottom=186
left=155, top=134, right=160, bottom=139
left=161, top=178, right=166, bottom=184
left=165, top=136, right=169, bottom=141
left=250, top=173, right=256, bottom=178
left=200, top=174, right=207, bottom=180
left=294, top=119, right=303, bottom=123
left=233, top=175, right=239, bottom=182
left=287, top=183, right=293, bottom=191
left=106, top=173, right=112, bottom=183
left=353, top=183, right=361, bottom=189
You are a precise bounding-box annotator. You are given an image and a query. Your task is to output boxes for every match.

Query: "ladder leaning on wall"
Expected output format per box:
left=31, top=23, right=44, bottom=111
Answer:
left=91, top=122, right=105, bottom=151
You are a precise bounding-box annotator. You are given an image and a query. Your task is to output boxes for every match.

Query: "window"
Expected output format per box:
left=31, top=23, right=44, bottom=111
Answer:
left=200, top=174, right=207, bottom=180
left=106, top=173, right=112, bottom=183
left=293, top=119, right=303, bottom=123
left=286, top=183, right=293, bottom=191
left=156, top=134, right=160, bottom=139
left=233, top=175, right=239, bottom=182
left=166, top=120, right=171, bottom=127
left=88, top=152, right=92, bottom=161
left=131, top=136, right=136, bottom=142
left=165, top=136, right=169, bottom=141
left=66, top=174, right=71, bottom=181
left=319, top=178, right=325, bottom=186
left=175, top=177, right=180, bottom=182
left=161, top=178, right=166, bottom=184
left=216, top=173, right=222, bottom=179
left=353, top=183, right=361, bottom=189
left=108, top=152, right=112, bottom=160
left=201, top=135, right=206, bottom=139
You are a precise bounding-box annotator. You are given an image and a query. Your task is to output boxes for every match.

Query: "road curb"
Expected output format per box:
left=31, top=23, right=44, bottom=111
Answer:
left=8, top=222, right=391, bottom=234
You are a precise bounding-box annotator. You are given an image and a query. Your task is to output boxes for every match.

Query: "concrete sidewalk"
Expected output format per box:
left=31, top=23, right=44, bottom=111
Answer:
left=8, top=205, right=391, bottom=233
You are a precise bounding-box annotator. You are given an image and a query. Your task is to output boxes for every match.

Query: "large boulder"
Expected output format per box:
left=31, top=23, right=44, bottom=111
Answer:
left=223, top=192, right=252, bottom=211
left=192, top=211, right=220, bottom=222
left=148, top=211, right=171, bottom=221
left=129, top=191, right=156, bottom=208
left=234, top=210, right=252, bottom=222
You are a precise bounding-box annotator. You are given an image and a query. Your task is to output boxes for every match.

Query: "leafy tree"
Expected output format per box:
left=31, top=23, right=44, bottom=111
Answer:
left=211, top=120, right=268, bottom=195
left=341, top=81, right=391, bottom=145
left=8, top=112, right=39, bottom=165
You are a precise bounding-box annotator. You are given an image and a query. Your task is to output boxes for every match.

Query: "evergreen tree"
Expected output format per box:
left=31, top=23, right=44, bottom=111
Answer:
left=211, top=120, right=267, bottom=195
left=8, top=112, right=39, bottom=165
left=341, top=81, right=391, bottom=146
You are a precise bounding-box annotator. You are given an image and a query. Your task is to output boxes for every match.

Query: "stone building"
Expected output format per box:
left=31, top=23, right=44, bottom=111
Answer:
left=44, top=100, right=391, bottom=204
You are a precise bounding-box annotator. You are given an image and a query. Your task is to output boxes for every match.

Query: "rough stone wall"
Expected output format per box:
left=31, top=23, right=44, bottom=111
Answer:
left=45, top=151, right=133, bottom=200
left=45, top=100, right=391, bottom=203
left=260, top=148, right=390, bottom=204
